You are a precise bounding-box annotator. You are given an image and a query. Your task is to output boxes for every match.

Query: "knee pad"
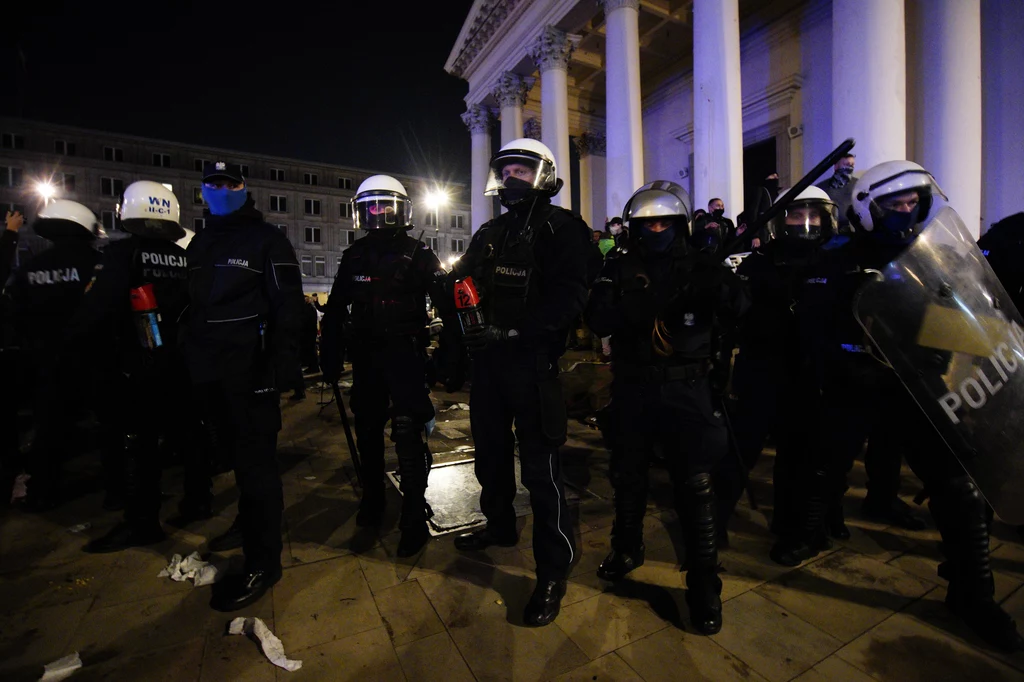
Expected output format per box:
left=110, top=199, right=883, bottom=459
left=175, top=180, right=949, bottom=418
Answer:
left=390, top=415, right=422, bottom=444
left=686, top=472, right=714, bottom=496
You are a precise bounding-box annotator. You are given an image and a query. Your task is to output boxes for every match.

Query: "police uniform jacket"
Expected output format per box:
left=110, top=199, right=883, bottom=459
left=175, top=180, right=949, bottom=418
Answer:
left=183, top=199, right=304, bottom=387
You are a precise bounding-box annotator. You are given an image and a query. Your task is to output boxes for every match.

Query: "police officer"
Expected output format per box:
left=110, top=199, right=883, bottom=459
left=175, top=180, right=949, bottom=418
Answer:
left=801, top=161, right=1023, bottom=650
left=816, top=154, right=856, bottom=233
left=57, top=182, right=198, bottom=551
left=320, top=175, right=455, bottom=557
left=184, top=161, right=304, bottom=612
left=448, top=138, right=590, bottom=626
left=1, top=211, right=24, bottom=505
left=9, top=200, right=103, bottom=511
left=721, top=187, right=839, bottom=558
left=585, top=181, right=749, bottom=635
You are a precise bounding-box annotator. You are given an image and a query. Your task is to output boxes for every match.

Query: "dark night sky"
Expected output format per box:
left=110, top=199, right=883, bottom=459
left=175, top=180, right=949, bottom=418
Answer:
left=0, top=1, right=476, bottom=185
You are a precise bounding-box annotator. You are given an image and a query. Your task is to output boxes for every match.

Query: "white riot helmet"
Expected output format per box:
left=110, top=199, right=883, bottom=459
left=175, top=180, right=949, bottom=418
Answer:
left=118, top=181, right=185, bottom=240
left=34, top=200, right=104, bottom=241
left=484, top=138, right=561, bottom=207
left=621, top=180, right=692, bottom=251
left=353, top=175, right=412, bottom=230
left=176, top=227, right=195, bottom=250
left=850, top=160, right=948, bottom=244
left=767, top=185, right=838, bottom=244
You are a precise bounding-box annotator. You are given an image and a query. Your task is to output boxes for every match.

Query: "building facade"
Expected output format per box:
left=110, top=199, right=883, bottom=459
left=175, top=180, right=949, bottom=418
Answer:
left=0, top=118, right=472, bottom=293
left=446, top=0, right=1024, bottom=238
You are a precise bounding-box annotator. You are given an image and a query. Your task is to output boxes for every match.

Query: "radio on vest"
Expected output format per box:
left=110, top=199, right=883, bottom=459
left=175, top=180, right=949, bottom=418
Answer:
left=453, top=277, right=485, bottom=333
left=130, top=283, right=163, bottom=349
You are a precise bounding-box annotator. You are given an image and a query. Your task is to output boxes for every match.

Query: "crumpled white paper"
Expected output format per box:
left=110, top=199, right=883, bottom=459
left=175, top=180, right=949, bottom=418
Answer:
left=158, top=552, right=220, bottom=587
left=227, top=617, right=302, bottom=672
left=39, top=652, right=82, bottom=681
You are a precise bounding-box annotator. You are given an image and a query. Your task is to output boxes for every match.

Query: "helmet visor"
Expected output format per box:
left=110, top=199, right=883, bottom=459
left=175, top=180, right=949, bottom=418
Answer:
left=484, top=151, right=557, bottom=196
left=354, top=194, right=410, bottom=230
left=768, top=201, right=838, bottom=242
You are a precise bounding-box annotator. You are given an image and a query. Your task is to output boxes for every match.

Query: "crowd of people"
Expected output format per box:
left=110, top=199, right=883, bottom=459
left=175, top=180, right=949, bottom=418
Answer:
left=2, top=135, right=1023, bottom=656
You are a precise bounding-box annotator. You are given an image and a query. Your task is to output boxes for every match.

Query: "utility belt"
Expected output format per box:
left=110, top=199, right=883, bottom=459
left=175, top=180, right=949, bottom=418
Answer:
left=614, top=359, right=711, bottom=383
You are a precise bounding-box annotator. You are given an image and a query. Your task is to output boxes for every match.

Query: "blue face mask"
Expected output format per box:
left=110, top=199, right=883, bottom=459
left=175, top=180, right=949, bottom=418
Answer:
left=642, top=225, right=676, bottom=252
left=201, top=186, right=248, bottom=216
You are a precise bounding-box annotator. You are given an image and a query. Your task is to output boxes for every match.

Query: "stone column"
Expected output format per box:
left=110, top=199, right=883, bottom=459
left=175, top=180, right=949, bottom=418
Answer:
left=530, top=26, right=580, bottom=209
left=523, top=118, right=542, bottom=140
left=575, top=133, right=607, bottom=229
left=461, top=104, right=494, bottom=234
left=917, top=0, right=982, bottom=236
left=601, top=0, right=645, bottom=217
left=493, top=73, right=535, bottom=146
left=693, top=0, right=745, bottom=217
left=833, top=0, right=906, bottom=170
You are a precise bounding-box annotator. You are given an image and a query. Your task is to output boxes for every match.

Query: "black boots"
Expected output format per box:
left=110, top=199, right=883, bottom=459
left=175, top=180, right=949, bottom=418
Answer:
left=454, top=526, right=518, bottom=551
left=355, top=486, right=387, bottom=527
left=770, top=469, right=833, bottom=567
left=85, top=522, right=165, bottom=554
left=932, top=478, right=1024, bottom=652
left=209, top=515, right=244, bottom=552
left=523, top=579, right=567, bottom=626
left=597, top=545, right=645, bottom=581
left=683, top=474, right=723, bottom=635
left=210, top=565, right=282, bottom=612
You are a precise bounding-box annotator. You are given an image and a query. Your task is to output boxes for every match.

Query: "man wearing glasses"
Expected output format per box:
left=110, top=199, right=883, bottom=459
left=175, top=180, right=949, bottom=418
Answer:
left=184, top=161, right=305, bottom=611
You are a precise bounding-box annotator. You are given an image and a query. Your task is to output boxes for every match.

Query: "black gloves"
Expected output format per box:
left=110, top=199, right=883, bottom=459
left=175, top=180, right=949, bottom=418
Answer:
left=462, top=324, right=515, bottom=351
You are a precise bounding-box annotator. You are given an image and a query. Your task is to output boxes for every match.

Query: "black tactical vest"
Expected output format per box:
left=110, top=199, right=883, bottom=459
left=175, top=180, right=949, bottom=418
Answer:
left=347, top=233, right=427, bottom=338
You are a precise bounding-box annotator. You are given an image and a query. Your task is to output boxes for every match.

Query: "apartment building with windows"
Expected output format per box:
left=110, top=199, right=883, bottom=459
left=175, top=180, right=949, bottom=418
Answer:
left=0, top=118, right=471, bottom=292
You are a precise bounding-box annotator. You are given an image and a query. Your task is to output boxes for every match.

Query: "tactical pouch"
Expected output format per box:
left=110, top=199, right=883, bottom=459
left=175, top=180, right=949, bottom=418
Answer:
left=537, top=367, right=568, bottom=446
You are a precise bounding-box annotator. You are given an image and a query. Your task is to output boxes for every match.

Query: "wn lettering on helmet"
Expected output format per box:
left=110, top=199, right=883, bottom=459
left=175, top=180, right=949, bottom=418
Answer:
left=938, top=320, right=1024, bottom=425
left=147, top=196, right=173, bottom=215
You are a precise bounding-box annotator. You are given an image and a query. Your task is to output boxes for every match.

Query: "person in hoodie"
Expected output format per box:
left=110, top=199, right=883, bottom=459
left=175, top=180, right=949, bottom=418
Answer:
left=446, top=138, right=591, bottom=627
left=585, top=181, right=749, bottom=636
left=184, top=161, right=304, bottom=612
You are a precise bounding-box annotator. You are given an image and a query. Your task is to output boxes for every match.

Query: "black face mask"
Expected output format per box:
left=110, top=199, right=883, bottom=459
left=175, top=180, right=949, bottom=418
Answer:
left=712, top=208, right=725, bottom=219
left=498, top=177, right=533, bottom=207
left=875, top=205, right=922, bottom=245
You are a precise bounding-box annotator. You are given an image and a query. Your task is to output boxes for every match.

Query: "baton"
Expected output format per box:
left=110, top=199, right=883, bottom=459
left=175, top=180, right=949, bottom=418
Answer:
left=331, top=381, right=363, bottom=487
left=725, top=137, right=856, bottom=255
left=719, top=398, right=758, bottom=511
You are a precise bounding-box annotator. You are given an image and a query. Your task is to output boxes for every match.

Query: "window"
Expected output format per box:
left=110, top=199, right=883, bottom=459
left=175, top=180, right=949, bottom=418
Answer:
left=344, top=230, right=355, bottom=246
left=240, top=164, right=250, bottom=178
left=304, top=199, right=321, bottom=216
left=2, top=133, right=25, bottom=150
left=301, top=255, right=312, bottom=276
left=193, top=217, right=206, bottom=232
left=426, top=236, right=438, bottom=252
left=304, top=226, right=321, bottom=243
left=425, top=212, right=437, bottom=227
left=450, top=214, right=464, bottom=229
left=270, top=168, right=285, bottom=182
left=55, top=139, right=76, bottom=156
left=105, top=146, right=124, bottom=162
left=101, top=211, right=116, bottom=233
left=338, top=177, right=352, bottom=190
left=101, top=177, right=124, bottom=197
left=303, top=172, right=318, bottom=186
left=339, top=202, right=352, bottom=219
left=193, top=187, right=204, bottom=205
left=194, top=158, right=208, bottom=172
left=59, top=173, right=75, bottom=192
left=275, top=223, right=287, bottom=233
left=1, top=167, right=23, bottom=188
left=270, top=195, right=287, bottom=212
left=152, top=153, right=171, bottom=168
left=451, top=238, right=465, bottom=253
left=314, top=256, right=326, bottom=277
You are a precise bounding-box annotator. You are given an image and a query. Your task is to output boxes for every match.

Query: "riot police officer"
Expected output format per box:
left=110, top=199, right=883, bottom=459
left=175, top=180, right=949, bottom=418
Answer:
left=61, top=182, right=200, bottom=552
left=585, top=181, right=749, bottom=635
left=184, top=161, right=304, bottom=612
left=9, top=200, right=103, bottom=511
left=801, top=161, right=1023, bottom=651
left=320, top=175, right=454, bottom=557
left=449, top=138, right=591, bottom=627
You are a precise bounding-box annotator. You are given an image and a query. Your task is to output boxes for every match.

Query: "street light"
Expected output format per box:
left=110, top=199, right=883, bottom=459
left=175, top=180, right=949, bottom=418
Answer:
left=424, top=188, right=449, bottom=230
left=35, top=180, right=57, bottom=204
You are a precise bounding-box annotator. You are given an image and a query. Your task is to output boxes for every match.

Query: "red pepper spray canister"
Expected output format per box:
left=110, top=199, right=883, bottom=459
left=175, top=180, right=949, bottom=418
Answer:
left=130, top=283, right=163, bottom=349
left=453, top=277, right=485, bottom=334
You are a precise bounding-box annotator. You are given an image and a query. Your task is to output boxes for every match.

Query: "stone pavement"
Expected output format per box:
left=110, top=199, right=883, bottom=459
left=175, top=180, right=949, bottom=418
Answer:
left=3, top=364, right=1024, bottom=681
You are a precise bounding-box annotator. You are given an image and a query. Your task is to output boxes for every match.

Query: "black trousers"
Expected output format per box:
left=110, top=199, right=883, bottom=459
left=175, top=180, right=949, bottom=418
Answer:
left=608, top=373, right=727, bottom=551
left=349, top=338, right=434, bottom=524
left=24, top=348, right=85, bottom=500
left=0, top=347, right=25, bottom=498
left=196, top=368, right=283, bottom=572
left=470, top=346, right=576, bottom=582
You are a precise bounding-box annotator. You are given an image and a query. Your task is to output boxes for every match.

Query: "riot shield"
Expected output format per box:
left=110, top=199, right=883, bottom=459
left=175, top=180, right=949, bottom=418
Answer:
left=853, top=207, right=1024, bottom=524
